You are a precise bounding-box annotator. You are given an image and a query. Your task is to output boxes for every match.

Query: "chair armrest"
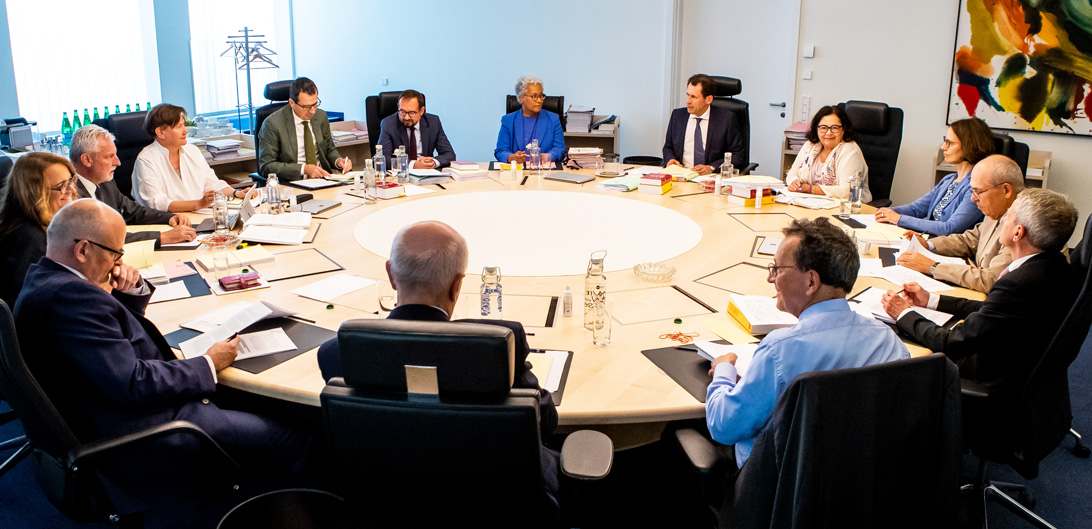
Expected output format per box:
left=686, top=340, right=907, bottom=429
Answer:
left=674, top=428, right=723, bottom=474
left=560, top=430, right=613, bottom=480
left=739, top=162, right=759, bottom=176
left=67, top=420, right=242, bottom=475
left=250, top=173, right=267, bottom=186
left=868, top=198, right=893, bottom=208
left=960, top=379, right=991, bottom=400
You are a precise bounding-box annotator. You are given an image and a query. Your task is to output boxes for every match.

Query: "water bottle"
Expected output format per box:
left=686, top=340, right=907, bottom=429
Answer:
left=72, top=110, right=82, bottom=129
left=527, top=139, right=541, bottom=176
left=266, top=173, right=281, bottom=214
left=850, top=170, right=864, bottom=214
left=212, top=191, right=230, bottom=233
left=372, top=144, right=387, bottom=183
left=397, top=147, right=410, bottom=184
left=83, top=108, right=92, bottom=126
left=61, top=112, right=73, bottom=145
left=584, top=250, right=607, bottom=330
left=363, top=159, right=377, bottom=205
left=721, top=152, right=733, bottom=180
left=480, top=266, right=503, bottom=318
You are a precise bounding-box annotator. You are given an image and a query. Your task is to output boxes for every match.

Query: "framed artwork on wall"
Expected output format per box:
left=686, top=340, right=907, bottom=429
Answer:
left=947, top=0, right=1092, bottom=136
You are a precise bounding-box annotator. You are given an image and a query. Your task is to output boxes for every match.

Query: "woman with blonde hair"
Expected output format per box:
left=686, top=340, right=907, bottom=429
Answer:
left=0, top=152, right=77, bottom=306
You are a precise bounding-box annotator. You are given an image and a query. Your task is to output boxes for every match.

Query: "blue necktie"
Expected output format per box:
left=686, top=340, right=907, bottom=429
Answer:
left=693, top=117, right=705, bottom=165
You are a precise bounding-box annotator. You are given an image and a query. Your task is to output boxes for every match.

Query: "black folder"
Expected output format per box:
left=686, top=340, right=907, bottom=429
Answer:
left=165, top=318, right=336, bottom=374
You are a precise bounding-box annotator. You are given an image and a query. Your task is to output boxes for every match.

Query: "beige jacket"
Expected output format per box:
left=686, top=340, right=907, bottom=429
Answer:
left=929, top=215, right=1012, bottom=293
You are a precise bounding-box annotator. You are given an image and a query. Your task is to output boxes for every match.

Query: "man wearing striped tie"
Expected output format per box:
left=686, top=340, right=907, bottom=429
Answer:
left=662, top=73, right=744, bottom=175
left=258, top=76, right=352, bottom=181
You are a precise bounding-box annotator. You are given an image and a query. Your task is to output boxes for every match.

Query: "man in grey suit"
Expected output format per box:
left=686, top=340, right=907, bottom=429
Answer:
left=378, top=90, right=456, bottom=169
left=69, top=125, right=196, bottom=247
left=258, top=77, right=352, bottom=180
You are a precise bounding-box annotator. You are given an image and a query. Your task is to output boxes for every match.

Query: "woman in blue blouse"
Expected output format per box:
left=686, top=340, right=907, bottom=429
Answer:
left=874, top=118, right=993, bottom=236
left=495, top=76, right=565, bottom=165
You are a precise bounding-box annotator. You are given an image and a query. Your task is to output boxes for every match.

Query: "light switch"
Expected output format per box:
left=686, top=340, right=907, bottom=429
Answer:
left=803, top=45, right=815, bottom=58
left=802, top=69, right=813, bottom=80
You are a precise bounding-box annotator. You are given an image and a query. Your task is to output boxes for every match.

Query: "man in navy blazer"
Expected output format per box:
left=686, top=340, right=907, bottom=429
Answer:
left=662, top=73, right=744, bottom=175
left=13, top=199, right=310, bottom=515
left=378, top=90, right=456, bottom=169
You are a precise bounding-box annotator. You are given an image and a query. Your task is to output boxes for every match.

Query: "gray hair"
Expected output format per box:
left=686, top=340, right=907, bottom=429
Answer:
left=782, top=217, right=860, bottom=292
left=1009, top=188, right=1078, bottom=254
left=979, top=154, right=1025, bottom=193
left=46, top=199, right=121, bottom=256
left=515, top=75, right=543, bottom=98
left=388, top=221, right=469, bottom=295
left=69, top=125, right=115, bottom=166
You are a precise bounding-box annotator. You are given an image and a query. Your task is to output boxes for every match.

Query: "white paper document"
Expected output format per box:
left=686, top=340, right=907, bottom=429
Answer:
left=541, top=350, right=569, bottom=393
left=179, top=302, right=274, bottom=359
left=694, top=341, right=760, bottom=378
left=290, top=274, right=377, bottom=302
left=289, top=178, right=342, bottom=190
left=876, top=265, right=954, bottom=293
left=148, top=281, right=190, bottom=304
left=858, top=258, right=884, bottom=278
left=181, top=301, right=296, bottom=332
left=898, top=236, right=966, bottom=265
left=236, top=328, right=297, bottom=361
left=408, top=168, right=444, bottom=177
left=757, top=237, right=781, bottom=255
left=852, top=287, right=953, bottom=326
left=245, top=212, right=312, bottom=229
left=239, top=225, right=307, bottom=245
left=403, top=184, right=437, bottom=196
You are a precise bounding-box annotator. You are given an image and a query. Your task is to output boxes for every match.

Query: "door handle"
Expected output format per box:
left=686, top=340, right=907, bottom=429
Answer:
left=770, top=102, right=787, bottom=108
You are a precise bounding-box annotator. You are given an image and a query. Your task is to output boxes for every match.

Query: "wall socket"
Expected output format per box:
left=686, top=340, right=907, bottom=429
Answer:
left=800, top=95, right=811, bottom=122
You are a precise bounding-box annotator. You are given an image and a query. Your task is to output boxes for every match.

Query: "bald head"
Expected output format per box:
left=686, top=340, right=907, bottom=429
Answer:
left=388, top=221, right=469, bottom=299
left=46, top=199, right=126, bottom=270
left=976, top=154, right=1025, bottom=192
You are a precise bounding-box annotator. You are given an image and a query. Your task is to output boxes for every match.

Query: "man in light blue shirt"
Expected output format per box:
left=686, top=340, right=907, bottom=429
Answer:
left=706, top=217, right=909, bottom=468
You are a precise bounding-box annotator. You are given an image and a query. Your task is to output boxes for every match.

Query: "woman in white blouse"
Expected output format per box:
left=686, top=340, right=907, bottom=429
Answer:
left=785, top=105, right=871, bottom=203
left=132, top=104, right=243, bottom=211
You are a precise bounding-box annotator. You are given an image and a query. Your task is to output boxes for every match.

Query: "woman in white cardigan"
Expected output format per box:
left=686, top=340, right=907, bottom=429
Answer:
left=132, top=104, right=243, bottom=212
left=785, top=105, right=871, bottom=203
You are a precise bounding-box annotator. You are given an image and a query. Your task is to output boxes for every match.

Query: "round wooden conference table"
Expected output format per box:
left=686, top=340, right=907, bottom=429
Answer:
left=147, top=168, right=981, bottom=449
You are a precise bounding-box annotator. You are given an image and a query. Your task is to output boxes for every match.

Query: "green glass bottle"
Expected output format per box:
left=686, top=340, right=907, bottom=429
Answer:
left=61, top=112, right=73, bottom=145
left=73, top=110, right=82, bottom=129
left=115, top=105, right=121, bottom=115
left=92, top=107, right=100, bottom=121
left=83, top=108, right=92, bottom=125
left=103, top=106, right=110, bottom=119
left=126, top=104, right=131, bottom=113
left=135, top=103, right=141, bottom=111
left=146, top=101, right=151, bottom=110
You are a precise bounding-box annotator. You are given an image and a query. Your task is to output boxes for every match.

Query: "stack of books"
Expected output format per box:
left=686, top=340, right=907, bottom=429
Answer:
left=205, top=139, right=242, bottom=159
left=638, top=173, right=672, bottom=195
left=449, top=161, right=480, bottom=171
left=785, top=121, right=809, bottom=151
left=725, top=186, right=775, bottom=207
left=442, top=167, right=489, bottom=181
left=568, top=147, right=601, bottom=168
left=565, top=105, right=595, bottom=132
left=727, top=294, right=797, bottom=335
left=376, top=182, right=406, bottom=199
left=592, top=115, right=616, bottom=134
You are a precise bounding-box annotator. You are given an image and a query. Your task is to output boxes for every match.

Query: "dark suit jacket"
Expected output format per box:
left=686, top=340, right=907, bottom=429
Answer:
left=661, top=106, right=744, bottom=171
left=258, top=105, right=343, bottom=180
left=77, top=179, right=175, bottom=247
left=13, top=258, right=309, bottom=513
left=378, top=113, right=456, bottom=168
left=896, top=252, right=1077, bottom=392
left=0, top=214, right=45, bottom=308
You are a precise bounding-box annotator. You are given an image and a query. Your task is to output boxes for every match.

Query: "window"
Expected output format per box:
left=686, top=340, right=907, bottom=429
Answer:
left=6, top=0, right=161, bottom=132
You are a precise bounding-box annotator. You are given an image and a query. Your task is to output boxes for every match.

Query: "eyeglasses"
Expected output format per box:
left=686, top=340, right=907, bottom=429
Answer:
left=292, top=98, right=321, bottom=111
left=942, top=137, right=960, bottom=149
left=767, top=262, right=801, bottom=278
left=817, top=125, right=843, bottom=133
left=398, top=109, right=422, bottom=118
left=75, top=239, right=125, bottom=262
left=50, top=174, right=78, bottom=193
left=970, top=183, right=1001, bottom=199
left=524, top=94, right=546, bottom=101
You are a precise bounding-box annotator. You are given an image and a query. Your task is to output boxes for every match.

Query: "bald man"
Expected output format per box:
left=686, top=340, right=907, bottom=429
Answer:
left=13, top=199, right=310, bottom=516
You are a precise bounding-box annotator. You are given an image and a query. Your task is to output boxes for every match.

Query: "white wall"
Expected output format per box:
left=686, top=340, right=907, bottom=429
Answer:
left=793, top=0, right=1091, bottom=235
left=291, top=0, right=677, bottom=162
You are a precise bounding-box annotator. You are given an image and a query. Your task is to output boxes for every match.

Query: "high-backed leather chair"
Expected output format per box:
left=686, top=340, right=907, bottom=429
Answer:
left=708, top=76, right=758, bottom=175
left=837, top=100, right=904, bottom=208
left=321, top=319, right=612, bottom=529
left=0, top=155, right=13, bottom=191
left=676, top=354, right=962, bottom=529
left=248, top=80, right=295, bottom=185
left=506, top=94, right=567, bottom=129
left=105, top=111, right=152, bottom=199
left=0, top=299, right=242, bottom=525
left=991, top=132, right=1030, bottom=178
left=365, top=91, right=402, bottom=157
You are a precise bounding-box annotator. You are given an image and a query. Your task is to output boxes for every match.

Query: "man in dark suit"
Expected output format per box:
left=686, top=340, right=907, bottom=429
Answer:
left=378, top=89, right=456, bottom=169
left=258, top=77, right=351, bottom=180
left=70, top=124, right=196, bottom=247
left=316, top=220, right=559, bottom=504
left=662, top=73, right=744, bottom=175
left=882, top=188, right=1079, bottom=392
left=14, top=199, right=310, bottom=515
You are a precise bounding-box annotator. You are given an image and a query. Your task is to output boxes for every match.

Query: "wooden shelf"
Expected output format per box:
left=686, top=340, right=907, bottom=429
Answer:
left=564, top=115, right=618, bottom=154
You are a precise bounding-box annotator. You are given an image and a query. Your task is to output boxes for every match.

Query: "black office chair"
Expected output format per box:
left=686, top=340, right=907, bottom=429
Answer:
left=364, top=91, right=402, bottom=157
left=676, top=354, right=962, bottom=529
left=217, top=489, right=346, bottom=529
left=991, top=132, right=1030, bottom=178
left=837, top=100, right=904, bottom=208
left=961, top=218, right=1092, bottom=527
left=506, top=94, right=567, bottom=130
left=105, top=111, right=152, bottom=199
left=321, top=319, right=612, bottom=529
left=0, top=155, right=13, bottom=190
left=708, top=76, right=759, bottom=175
left=250, top=80, right=294, bottom=185
left=0, top=299, right=243, bottom=526
left=0, top=391, right=29, bottom=478
left=623, top=155, right=663, bottom=167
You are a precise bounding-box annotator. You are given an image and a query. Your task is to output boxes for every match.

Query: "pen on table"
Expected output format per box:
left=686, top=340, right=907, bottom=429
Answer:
left=621, top=165, right=636, bottom=171
left=286, top=314, right=316, bottom=324
left=435, top=183, right=446, bottom=190
left=526, top=332, right=535, bottom=336
left=520, top=174, right=529, bottom=186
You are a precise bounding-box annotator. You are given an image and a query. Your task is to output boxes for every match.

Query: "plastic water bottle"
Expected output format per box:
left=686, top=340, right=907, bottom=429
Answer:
left=363, top=159, right=377, bottom=205
left=584, top=250, right=607, bottom=330
left=398, top=147, right=410, bottom=184
left=266, top=173, right=281, bottom=214
left=391, top=146, right=403, bottom=183
left=372, top=144, right=387, bottom=183
left=480, top=266, right=503, bottom=318
left=212, top=191, right=229, bottom=233
left=527, top=139, right=541, bottom=176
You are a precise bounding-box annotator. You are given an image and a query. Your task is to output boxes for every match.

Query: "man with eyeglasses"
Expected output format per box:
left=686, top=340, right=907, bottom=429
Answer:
left=13, top=199, right=311, bottom=516
left=706, top=217, right=908, bottom=471
left=662, top=73, right=744, bottom=175
left=258, top=76, right=352, bottom=180
left=378, top=90, right=456, bottom=170
left=896, top=154, right=1024, bottom=292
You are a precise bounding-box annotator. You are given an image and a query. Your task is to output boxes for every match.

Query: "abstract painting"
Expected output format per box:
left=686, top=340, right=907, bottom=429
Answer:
left=947, top=0, right=1092, bottom=136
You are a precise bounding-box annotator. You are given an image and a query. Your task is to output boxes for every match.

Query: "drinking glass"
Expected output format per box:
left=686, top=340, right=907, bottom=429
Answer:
left=540, top=153, right=553, bottom=175
left=602, top=153, right=620, bottom=175
left=592, top=300, right=612, bottom=346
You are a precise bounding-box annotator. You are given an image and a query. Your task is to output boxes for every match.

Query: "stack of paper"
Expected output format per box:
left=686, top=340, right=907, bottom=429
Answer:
left=897, top=235, right=966, bottom=265
left=449, top=161, right=480, bottom=171
left=565, top=105, right=595, bottom=132
left=245, top=212, right=312, bottom=229
left=180, top=300, right=296, bottom=333
left=240, top=212, right=312, bottom=246
left=851, top=287, right=954, bottom=326
left=567, top=147, right=601, bottom=168
left=179, top=302, right=297, bottom=361
left=785, top=121, right=809, bottom=151
left=408, top=169, right=450, bottom=185
left=693, top=341, right=759, bottom=377
left=205, top=139, right=242, bottom=159
left=595, top=175, right=640, bottom=192
left=657, top=164, right=699, bottom=181
left=442, top=167, right=489, bottom=181
left=726, top=294, right=797, bottom=335
left=196, top=245, right=276, bottom=271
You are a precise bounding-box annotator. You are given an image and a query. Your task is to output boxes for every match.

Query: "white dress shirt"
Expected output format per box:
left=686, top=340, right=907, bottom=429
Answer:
left=132, top=141, right=230, bottom=210
left=292, top=110, right=309, bottom=174
left=682, top=107, right=711, bottom=168
left=897, top=251, right=1039, bottom=321
left=77, top=174, right=98, bottom=197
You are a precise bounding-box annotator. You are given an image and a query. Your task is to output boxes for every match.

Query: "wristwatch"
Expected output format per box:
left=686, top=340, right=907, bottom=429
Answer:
left=929, top=263, right=938, bottom=277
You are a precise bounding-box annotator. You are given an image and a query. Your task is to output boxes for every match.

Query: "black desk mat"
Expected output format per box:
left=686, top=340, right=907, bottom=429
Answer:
left=165, top=317, right=335, bottom=374
left=642, top=340, right=730, bottom=403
